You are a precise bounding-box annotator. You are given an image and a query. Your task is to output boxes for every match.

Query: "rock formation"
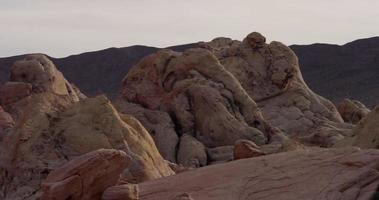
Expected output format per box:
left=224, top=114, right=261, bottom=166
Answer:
left=119, top=31, right=352, bottom=169
left=203, top=32, right=352, bottom=147
left=139, top=148, right=379, bottom=200
left=0, top=55, right=173, bottom=200
left=40, top=149, right=130, bottom=200
left=337, top=99, right=370, bottom=124
left=1, top=32, right=376, bottom=200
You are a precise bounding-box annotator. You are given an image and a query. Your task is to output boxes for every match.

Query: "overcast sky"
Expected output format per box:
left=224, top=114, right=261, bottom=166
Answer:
left=1, top=0, right=379, bottom=58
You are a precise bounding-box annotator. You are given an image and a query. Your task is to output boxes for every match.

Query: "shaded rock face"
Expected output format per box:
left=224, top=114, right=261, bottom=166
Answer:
left=206, top=145, right=234, bottom=164
left=41, top=149, right=130, bottom=200
left=0, top=56, right=173, bottom=200
left=0, top=106, right=14, bottom=142
left=177, top=134, right=207, bottom=168
left=204, top=32, right=351, bottom=147
left=349, top=106, right=379, bottom=149
left=116, top=101, right=178, bottom=163
left=337, top=99, right=370, bottom=124
left=102, top=184, right=139, bottom=200
left=139, top=148, right=379, bottom=200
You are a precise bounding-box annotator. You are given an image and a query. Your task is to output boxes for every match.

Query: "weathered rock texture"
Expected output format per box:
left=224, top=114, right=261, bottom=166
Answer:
left=139, top=148, right=379, bottom=200
left=41, top=149, right=130, bottom=200
left=204, top=32, right=352, bottom=147
left=337, top=99, right=370, bottom=124
left=0, top=55, right=173, bottom=200
left=119, top=35, right=301, bottom=167
left=120, top=31, right=352, bottom=166
left=121, top=48, right=275, bottom=147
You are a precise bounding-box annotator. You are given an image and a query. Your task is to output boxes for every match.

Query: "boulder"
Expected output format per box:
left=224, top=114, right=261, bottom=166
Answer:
left=177, top=134, right=207, bottom=168
left=139, top=148, right=379, bottom=200
left=40, top=149, right=130, bottom=200
left=102, top=184, right=139, bottom=200
left=337, top=99, right=370, bottom=124
left=234, top=139, right=265, bottom=160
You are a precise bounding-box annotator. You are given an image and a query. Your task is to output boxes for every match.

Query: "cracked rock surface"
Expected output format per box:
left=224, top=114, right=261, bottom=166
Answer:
left=139, top=148, right=379, bottom=200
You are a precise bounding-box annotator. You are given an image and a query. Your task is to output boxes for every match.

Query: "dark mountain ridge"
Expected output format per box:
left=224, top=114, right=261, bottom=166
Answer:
left=1, top=37, right=379, bottom=107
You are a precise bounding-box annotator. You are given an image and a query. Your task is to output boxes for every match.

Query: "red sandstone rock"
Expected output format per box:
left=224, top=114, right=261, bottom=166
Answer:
left=40, top=149, right=130, bottom=200
left=233, top=139, right=265, bottom=160
left=139, top=148, right=379, bottom=200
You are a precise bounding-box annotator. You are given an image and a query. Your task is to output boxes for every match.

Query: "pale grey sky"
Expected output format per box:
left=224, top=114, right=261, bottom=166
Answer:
left=1, top=0, right=379, bottom=58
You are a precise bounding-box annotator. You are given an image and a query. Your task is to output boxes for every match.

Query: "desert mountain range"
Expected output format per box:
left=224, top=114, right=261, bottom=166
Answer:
left=1, top=37, right=379, bottom=107
left=0, top=32, right=379, bottom=200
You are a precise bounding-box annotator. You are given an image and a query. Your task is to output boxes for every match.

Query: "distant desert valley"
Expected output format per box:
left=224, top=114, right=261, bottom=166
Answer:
left=1, top=32, right=379, bottom=200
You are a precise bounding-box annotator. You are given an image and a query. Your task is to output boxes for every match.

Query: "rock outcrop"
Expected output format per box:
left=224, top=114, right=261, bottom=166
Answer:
left=121, top=48, right=276, bottom=148
left=139, top=148, right=379, bottom=200
left=204, top=32, right=352, bottom=147
left=119, top=31, right=352, bottom=167
left=40, top=149, right=130, bottom=200
left=337, top=99, right=370, bottom=124
left=0, top=55, right=173, bottom=200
